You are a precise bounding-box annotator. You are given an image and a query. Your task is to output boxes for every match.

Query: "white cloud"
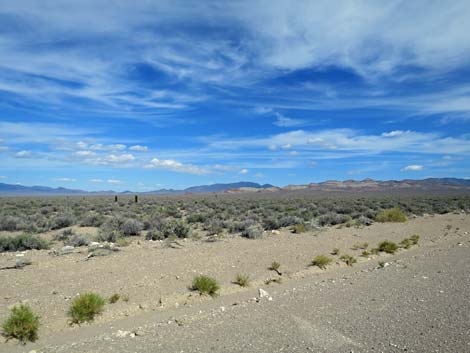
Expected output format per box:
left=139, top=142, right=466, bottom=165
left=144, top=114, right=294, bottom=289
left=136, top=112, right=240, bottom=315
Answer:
left=54, top=177, right=76, bottom=182
left=274, top=113, right=306, bottom=127
left=75, top=150, right=96, bottom=157
left=103, top=154, right=135, bottom=164
left=90, top=144, right=126, bottom=151
left=382, top=130, right=409, bottom=137
left=107, top=179, right=122, bottom=184
left=239, top=168, right=249, bottom=174
left=14, top=150, right=32, bottom=158
left=254, top=107, right=273, bottom=114
left=144, top=158, right=208, bottom=175
left=129, top=145, right=148, bottom=151
left=90, top=179, right=104, bottom=183
left=209, top=129, right=470, bottom=155
left=401, top=165, right=424, bottom=172
left=0, top=176, right=8, bottom=179
left=0, top=146, right=9, bottom=151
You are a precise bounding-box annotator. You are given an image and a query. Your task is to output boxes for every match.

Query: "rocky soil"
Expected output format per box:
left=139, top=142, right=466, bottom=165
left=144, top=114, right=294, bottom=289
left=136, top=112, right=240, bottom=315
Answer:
left=0, top=213, right=469, bottom=352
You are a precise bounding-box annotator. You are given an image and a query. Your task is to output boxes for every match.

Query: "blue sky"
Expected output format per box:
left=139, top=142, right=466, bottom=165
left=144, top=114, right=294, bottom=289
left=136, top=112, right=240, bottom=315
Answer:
left=0, top=1, right=469, bottom=191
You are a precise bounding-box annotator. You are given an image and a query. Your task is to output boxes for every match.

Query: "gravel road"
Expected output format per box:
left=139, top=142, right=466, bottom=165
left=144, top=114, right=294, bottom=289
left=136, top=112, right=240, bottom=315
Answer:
left=5, top=228, right=469, bottom=353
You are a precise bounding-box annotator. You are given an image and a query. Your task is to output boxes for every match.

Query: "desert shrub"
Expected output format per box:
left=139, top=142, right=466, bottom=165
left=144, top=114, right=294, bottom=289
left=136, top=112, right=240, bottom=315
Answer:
left=51, top=213, right=75, bottom=230
left=116, top=237, right=130, bottom=247
left=66, top=233, right=91, bottom=247
left=234, top=274, right=250, bottom=287
left=1, top=304, right=40, bottom=343
left=318, top=213, right=351, bottom=226
left=241, top=224, right=263, bottom=239
left=120, top=219, right=143, bottom=236
left=400, top=234, right=420, bottom=249
left=191, top=275, right=220, bottom=297
left=108, top=293, right=120, bottom=304
left=292, top=223, right=306, bottom=234
left=204, top=218, right=224, bottom=235
left=361, top=250, right=370, bottom=257
left=375, top=207, right=407, bottom=223
left=331, top=248, right=340, bottom=255
left=0, top=234, right=48, bottom=252
left=410, top=234, right=420, bottom=244
left=351, top=242, right=368, bottom=250
left=311, top=255, right=333, bottom=269
left=340, top=254, right=357, bottom=266
left=377, top=240, right=398, bottom=254
left=356, top=215, right=373, bottom=226
left=68, top=292, right=106, bottom=325
left=187, top=213, right=208, bottom=223
left=80, top=212, right=104, bottom=227
left=0, top=216, right=21, bottom=231
left=173, top=220, right=190, bottom=238
left=279, top=215, right=303, bottom=227
left=145, top=230, right=165, bottom=241
left=54, top=228, right=74, bottom=242
left=399, top=238, right=413, bottom=249
left=262, top=216, right=282, bottom=230
left=269, top=261, right=281, bottom=272
left=96, top=228, right=119, bottom=243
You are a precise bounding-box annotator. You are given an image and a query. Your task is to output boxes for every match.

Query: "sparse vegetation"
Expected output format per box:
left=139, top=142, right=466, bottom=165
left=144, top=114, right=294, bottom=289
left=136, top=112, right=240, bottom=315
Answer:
left=1, top=304, right=40, bottom=343
left=0, top=233, right=48, bottom=252
left=269, top=261, right=281, bottom=275
left=68, top=292, right=106, bottom=325
left=191, top=275, right=220, bottom=297
left=340, top=254, right=357, bottom=266
left=377, top=240, right=399, bottom=254
left=351, top=242, right=368, bottom=250
left=311, top=255, right=333, bottom=269
left=108, top=293, right=120, bottom=304
left=234, top=274, right=250, bottom=287
left=375, top=207, right=407, bottom=223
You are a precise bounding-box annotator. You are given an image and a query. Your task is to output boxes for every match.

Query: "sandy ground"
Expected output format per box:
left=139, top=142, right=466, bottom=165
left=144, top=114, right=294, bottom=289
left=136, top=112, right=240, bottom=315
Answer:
left=0, top=213, right=469, bottom=352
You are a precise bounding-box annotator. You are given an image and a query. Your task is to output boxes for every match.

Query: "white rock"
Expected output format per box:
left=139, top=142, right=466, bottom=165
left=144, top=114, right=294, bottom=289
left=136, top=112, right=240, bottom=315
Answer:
left=115, top=330, right=130, bottom=338
left=271, top=230, right=280, bottom=235
left=258, top=288, right=270, bottom=298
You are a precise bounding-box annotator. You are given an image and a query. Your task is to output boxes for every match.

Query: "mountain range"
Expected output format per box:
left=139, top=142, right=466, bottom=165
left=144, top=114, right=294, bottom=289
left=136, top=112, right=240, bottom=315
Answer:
left=0, top=178, right=469, bottom=196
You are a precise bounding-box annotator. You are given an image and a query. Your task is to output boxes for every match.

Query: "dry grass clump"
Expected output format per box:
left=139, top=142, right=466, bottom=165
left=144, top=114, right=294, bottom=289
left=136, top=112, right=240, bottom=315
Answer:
left=191, top=275, right=220, bottom=297
left=68, top=292, right=106, bottom=325
left=311, top=255, right=333, bottom=269
left=377, top=240, right=399, bottom=254
left=375, top=207, right=407, bottom=223
left=340, top=254, right=357, bottom=266
left=234, top=274, right=250, bottom=287
left=1, top=304, right=40, bottom=343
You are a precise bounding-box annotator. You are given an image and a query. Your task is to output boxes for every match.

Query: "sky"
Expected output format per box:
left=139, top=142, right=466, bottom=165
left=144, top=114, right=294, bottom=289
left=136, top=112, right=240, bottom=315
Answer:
left=0, top=0, right=469, bottom=191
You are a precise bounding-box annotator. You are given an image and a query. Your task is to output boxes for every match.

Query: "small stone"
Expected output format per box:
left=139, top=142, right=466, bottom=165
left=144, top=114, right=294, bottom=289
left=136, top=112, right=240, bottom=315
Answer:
left=258, top=288, right=270, bottom=298
left=115, top=330, right=130, bottom=338
left=132, top=329, right=144, bottom=337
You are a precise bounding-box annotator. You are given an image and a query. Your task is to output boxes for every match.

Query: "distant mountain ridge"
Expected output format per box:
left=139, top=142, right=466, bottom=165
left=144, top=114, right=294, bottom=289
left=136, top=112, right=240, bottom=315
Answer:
left=0, top=178, right=469, bottom=196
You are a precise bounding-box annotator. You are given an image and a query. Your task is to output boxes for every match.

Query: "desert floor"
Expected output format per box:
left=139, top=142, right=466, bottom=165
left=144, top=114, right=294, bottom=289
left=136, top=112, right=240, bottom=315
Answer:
left=1, top=213, right=469, bottom=352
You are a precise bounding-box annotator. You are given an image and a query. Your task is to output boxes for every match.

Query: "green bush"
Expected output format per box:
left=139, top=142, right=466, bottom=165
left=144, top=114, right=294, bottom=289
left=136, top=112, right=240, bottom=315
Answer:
left=311, top=255, right=333, bottom=269
left=1, top=304, right=40, bottom=343
left=68, top=292, right=106, bottom=325
left=377, top=240, right=398, bottom=254
left=0, top=234, right=49, bottom=252
left=191, top=275, right=220, bottom=297
left=375, top=207, right=407, bottom=222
